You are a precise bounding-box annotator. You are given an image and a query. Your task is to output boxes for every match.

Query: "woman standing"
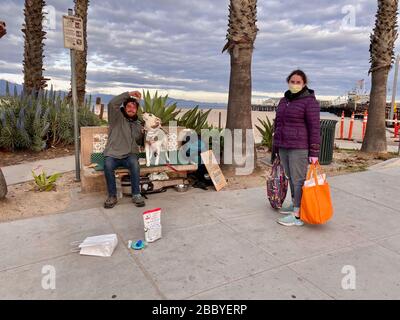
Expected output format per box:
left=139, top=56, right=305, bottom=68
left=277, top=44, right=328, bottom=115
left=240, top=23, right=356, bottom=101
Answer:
left=272, top=70, right=320, bottom=226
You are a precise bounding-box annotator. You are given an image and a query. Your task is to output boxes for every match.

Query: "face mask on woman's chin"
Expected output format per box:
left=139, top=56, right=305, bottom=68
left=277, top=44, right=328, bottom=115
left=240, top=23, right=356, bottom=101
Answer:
left=289, top=84, right=303, bottom=94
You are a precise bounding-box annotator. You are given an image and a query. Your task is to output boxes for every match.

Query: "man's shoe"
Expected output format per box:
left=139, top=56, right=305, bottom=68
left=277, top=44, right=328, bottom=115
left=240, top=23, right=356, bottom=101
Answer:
left=279, top=203, right=294, bottom=215
left=277, top=214, right=304, bottom=227
left=104, top=196, right=118, bottom=209
left=132, top=194, right=145, bottom=207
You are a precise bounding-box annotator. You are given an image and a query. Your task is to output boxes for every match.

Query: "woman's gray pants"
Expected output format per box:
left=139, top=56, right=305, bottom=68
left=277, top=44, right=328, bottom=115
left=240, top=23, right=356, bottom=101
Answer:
left=278, top=148, right=309, bottom=208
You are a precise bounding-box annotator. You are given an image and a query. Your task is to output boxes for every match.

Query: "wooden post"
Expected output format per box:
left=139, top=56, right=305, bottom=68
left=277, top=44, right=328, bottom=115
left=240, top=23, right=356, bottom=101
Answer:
left=99, top=103, right=104, bottom=120
left=218, top=111, right=222, bottom=129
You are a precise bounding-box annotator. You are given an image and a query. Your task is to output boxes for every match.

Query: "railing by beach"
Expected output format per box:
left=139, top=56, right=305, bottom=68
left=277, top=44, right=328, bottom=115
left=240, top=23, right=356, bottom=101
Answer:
left=251, top=105, right=277, bottom=112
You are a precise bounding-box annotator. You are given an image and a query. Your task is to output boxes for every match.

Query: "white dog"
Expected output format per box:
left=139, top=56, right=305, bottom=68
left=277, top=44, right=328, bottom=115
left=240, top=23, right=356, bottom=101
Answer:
left=141, top=112, right=170, bottom=167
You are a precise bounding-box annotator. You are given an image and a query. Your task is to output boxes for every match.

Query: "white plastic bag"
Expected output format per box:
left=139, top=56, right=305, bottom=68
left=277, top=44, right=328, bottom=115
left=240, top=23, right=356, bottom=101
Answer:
left=143, top=208, right=162, bottom=243
left=78, top=234, right=118, bottom=257
left=304, top=173, right=326, bottom=187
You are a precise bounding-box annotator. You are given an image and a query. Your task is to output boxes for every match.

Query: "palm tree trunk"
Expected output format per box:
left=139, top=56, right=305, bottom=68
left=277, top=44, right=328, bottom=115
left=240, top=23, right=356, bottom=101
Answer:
left=362, top=0, right=398, bottom=153
left=223, top=0, right=258, bottom=172
left=71, top=0, right=89, bottom=107
left=22, top=0, right=48, bottom=95
left=225, top=47, right=254, bottom=171
left=0, top=168, right=7, bottom=200
left=226, top=48, right=253, bottom=134
left=362, top=68, right=388, bottom=152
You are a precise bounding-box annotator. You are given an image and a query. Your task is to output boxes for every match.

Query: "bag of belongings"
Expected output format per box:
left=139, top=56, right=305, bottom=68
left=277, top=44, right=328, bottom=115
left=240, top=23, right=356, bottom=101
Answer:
left=266, top=155, right=288, bottom=209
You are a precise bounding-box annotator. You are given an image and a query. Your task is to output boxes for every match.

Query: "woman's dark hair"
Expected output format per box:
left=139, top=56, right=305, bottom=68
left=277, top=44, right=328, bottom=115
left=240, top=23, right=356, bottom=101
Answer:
left=286, top=69, right=308, bottom=84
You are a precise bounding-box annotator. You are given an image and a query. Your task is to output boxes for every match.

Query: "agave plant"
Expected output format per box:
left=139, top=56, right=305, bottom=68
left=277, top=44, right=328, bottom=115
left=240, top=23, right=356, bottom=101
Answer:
left=138, top=90, right=181, bottom=125
left=255, top=116, right=274, bottom=151
left=178, top=106, right=212, bottom=134
left=31, top=169, right=61, bottom=192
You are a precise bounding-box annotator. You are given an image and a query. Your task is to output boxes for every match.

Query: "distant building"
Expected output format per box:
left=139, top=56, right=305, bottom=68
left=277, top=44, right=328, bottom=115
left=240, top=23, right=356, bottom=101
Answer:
left=317, top=100, right=332, bottom=108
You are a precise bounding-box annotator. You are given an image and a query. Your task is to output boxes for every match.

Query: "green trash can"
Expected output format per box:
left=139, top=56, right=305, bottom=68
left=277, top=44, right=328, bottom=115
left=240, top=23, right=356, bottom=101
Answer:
left=319, top=119, right=337, bottom=165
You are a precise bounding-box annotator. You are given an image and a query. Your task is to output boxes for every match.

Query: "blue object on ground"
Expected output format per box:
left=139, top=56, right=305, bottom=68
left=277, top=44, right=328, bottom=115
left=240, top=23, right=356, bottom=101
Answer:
left=132, top=240, right=146, bottom=250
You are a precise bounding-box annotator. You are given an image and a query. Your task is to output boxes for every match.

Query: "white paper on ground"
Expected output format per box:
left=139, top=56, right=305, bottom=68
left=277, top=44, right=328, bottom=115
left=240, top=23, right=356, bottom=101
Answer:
left=78, top=234, right=118, bottom=257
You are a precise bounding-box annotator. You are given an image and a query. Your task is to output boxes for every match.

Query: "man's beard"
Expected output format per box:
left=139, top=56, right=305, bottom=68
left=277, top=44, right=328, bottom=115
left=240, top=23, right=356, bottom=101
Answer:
left=121, top=107, right=138, bottom=122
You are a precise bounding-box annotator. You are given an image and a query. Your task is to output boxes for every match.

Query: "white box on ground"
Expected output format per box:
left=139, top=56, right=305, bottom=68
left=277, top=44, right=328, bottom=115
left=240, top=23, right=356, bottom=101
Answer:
left=143, top=208, right=162, bottom=243
left=78, top=234, right=118, bottom=257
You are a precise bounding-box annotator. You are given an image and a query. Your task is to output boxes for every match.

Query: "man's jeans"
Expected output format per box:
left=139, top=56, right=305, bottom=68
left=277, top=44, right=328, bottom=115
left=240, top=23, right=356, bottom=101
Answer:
left=104, top=154, right=140, bottom=197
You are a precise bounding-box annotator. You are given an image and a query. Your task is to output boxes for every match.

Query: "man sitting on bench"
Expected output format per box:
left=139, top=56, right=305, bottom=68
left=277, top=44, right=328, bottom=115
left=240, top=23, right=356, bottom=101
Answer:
left=103, top=91, right=145, bottom=209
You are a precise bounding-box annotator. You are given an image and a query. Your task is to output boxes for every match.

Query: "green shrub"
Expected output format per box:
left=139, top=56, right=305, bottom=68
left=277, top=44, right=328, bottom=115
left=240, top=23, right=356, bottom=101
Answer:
left=0, top=83, right=100, bottom=151
left=255, top=116, right=274, bottom=151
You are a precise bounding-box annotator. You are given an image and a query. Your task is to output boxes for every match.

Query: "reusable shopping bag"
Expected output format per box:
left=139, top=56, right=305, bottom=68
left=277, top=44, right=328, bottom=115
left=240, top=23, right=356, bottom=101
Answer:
left=300, top=163, right=333, bottom=224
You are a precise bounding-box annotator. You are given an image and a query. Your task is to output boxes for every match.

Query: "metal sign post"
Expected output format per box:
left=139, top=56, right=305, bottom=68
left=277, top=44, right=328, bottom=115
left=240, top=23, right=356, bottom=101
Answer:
left=63, top=9, right=84, bottom=181
left=390, top=54, right=400, bottom=122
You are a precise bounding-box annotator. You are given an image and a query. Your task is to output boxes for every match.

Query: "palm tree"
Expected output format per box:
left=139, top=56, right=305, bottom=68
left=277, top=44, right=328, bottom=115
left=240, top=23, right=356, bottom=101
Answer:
left=362, top=0, right=398, bottom=153
left=222, top=0, right=258, bottom=170
left=22, top=0, right=48, bottom=95
left=71, top=0, right=89, bottom=107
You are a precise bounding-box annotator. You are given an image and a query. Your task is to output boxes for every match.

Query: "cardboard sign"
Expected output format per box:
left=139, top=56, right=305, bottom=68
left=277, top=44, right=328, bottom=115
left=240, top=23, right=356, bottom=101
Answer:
left=62, top=15, right=84, bottom=51
left=200, top=150, right=227, bottom=191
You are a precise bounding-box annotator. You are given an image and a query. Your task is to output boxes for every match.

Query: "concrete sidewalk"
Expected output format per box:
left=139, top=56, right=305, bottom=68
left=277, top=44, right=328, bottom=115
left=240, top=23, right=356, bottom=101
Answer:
left=334, top=139, right=399, bottom=153
left=2, top=156, right=75, bottom=186
left=0, top=164, right=400, bottom=299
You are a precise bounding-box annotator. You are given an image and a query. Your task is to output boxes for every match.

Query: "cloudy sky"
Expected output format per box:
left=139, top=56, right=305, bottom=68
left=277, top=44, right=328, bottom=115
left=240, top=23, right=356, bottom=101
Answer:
left=0, top=0, right=399, bottom=103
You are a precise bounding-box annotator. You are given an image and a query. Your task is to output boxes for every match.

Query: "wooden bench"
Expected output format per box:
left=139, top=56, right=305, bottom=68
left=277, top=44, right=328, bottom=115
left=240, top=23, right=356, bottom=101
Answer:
left=80, top=126, right=198, bottom=193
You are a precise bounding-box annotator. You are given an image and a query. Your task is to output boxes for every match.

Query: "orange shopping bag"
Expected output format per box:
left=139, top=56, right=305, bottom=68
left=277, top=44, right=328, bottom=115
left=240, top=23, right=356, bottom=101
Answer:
left=300, top=162, right=333, bottom=224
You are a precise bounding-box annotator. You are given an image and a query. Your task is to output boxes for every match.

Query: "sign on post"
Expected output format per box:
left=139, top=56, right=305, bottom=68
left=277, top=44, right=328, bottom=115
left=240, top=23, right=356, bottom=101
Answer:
left=62, top=15, right=84, bottom=51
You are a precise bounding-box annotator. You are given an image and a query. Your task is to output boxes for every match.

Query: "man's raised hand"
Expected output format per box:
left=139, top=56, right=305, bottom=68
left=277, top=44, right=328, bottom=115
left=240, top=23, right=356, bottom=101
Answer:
left=0, top=21, right=6, bottom=39
left=129, top=91, right=141, bottom=100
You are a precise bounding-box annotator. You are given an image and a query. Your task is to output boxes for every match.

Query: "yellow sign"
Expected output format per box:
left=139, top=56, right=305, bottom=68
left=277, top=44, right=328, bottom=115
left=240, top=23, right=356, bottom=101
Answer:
left=394, top=102, right=397, bottom=113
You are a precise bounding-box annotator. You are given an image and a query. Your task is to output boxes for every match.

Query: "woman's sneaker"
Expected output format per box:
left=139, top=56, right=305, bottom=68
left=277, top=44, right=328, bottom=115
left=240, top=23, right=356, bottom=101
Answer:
left=277, top=214, right=304, bottom=226
left=132, top=194, right=145, bottom=207
left=279, top=203, right=294, bottom=215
